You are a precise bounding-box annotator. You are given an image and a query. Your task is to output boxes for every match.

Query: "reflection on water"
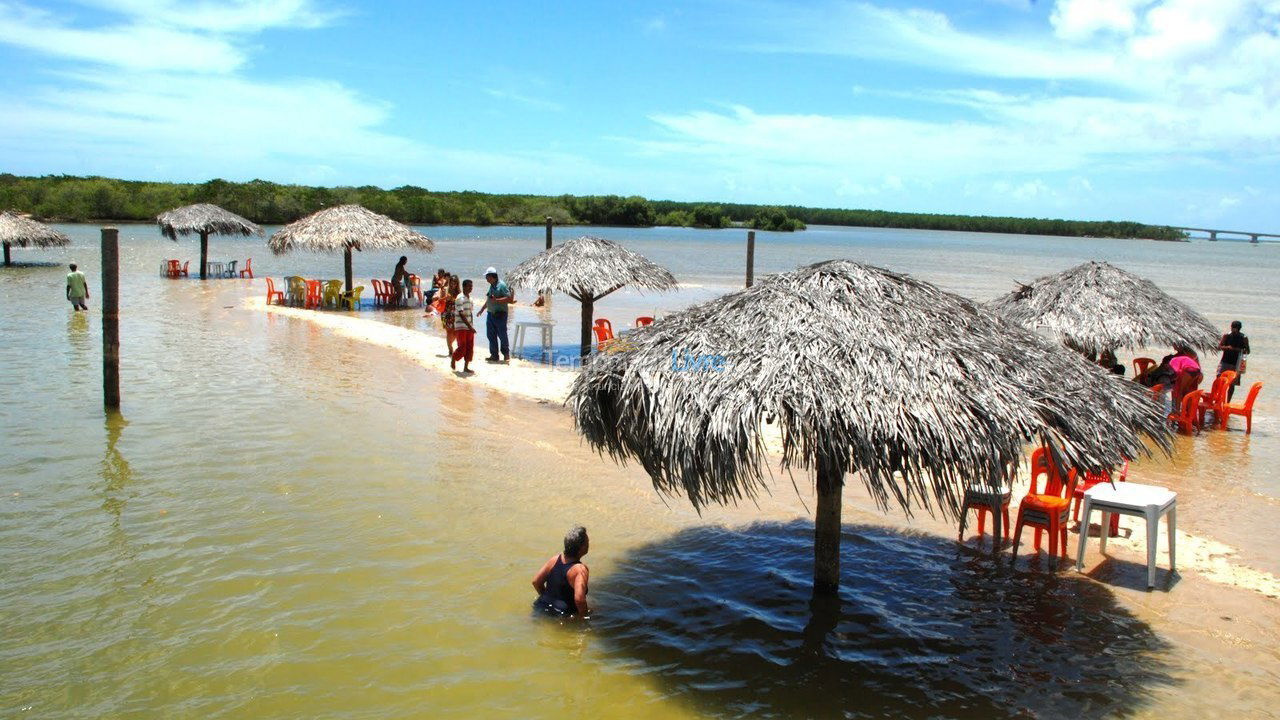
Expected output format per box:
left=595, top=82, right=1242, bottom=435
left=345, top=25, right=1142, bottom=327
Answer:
left=594, top=522, right=1176, bottom=719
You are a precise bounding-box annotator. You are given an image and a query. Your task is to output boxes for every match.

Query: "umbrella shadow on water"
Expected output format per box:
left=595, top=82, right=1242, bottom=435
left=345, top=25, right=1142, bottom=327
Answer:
left=586, top=521, right=1178, bottom=719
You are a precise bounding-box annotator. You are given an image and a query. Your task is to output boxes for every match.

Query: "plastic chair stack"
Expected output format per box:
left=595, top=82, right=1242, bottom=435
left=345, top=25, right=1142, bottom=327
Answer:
left=321, top=280, right=343, bottom=309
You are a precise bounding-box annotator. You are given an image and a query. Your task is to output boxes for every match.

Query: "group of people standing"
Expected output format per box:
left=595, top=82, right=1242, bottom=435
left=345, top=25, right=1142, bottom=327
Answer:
left=425, top=266, right=515, bottom=373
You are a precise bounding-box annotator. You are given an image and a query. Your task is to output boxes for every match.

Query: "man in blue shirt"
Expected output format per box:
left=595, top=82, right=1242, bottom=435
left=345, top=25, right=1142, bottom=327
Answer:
left=477, top=266, right=514, bottom=362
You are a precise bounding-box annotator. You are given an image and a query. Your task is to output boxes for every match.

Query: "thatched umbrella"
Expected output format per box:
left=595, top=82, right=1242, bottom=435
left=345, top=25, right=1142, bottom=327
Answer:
left=1, top=211, right=70, bottom=266
left=267, top=205, right=433, bottom=294
left=988, top=261, right=1218, bottom=355
left=507, top=235, right=677, bottom=359
left=156, top=203, right=263, bottom=280
left=569, top=260, right=1169, bottom=594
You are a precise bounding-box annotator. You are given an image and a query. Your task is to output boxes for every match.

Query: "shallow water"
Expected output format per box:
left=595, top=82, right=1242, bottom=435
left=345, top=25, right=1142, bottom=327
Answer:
left=1, top=224, right=1277, bottom=717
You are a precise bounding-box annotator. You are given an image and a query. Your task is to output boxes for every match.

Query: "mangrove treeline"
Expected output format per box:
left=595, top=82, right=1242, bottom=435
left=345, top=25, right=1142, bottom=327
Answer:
left=0, top=174, right=1183, bottom=240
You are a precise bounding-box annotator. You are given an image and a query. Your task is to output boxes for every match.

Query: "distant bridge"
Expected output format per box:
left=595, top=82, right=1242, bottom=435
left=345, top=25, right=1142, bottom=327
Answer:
left=1172, top=226, right=1279, bottom=243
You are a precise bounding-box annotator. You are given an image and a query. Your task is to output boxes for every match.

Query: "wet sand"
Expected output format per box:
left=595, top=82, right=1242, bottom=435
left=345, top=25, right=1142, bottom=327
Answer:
left=250, top=293, right=1280, bottom=718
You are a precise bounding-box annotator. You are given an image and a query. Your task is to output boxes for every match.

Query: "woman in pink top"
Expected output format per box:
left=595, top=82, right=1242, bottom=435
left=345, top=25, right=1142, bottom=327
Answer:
left=1169, top=349, right=1203, bottom=409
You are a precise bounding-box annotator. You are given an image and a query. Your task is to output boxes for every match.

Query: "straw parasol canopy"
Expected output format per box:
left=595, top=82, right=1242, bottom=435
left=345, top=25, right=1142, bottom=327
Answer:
left=507, top=235, right=677, bottom=358
left=569, top=260, right=1170, bottom=594
left=156, top=203, right=263, bottom=279
left=1, top=211, right=70, bottom=266
left=268, top=204, right=434, bottom=294
left=988, top=261, right=1219, bottom=356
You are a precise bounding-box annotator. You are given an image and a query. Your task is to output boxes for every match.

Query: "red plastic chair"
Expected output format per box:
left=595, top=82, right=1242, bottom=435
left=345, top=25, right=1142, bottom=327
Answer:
left=593, top=318, right=614, bottom=342
left=370, top=279, right=385, bottom=307
left=166, top=259, right=181, bottom=278
left=1133, top=357, right=1156, bottom=377
left=635, top=316, right=654, bottom=327
left=1196, top=371, right=1236, bottom=428
left=304, top=279, right=322, bottom=309
left=265, top=277, right=284, bottom=305
left=1150, top=383, right=1165, bottom=399
left=240, top=258, right=254, bottom=278
left=1072, top=460, right=1127, bottom=536
left=1219, top=382, right=1263, bottom=433
left=1169, top=390, right=1204, bottom=435
left=1013, top=466, right=1080, bottom=564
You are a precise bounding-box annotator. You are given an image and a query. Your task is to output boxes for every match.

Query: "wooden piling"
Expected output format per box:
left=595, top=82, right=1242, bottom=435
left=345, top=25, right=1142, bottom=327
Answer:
left=101, top=227, right=121, bottom=410
left=3, top=241, right=10, bottom=266
left=545, top=216, right=553, bottom=250
left=746, top=231, right=756, bottom=288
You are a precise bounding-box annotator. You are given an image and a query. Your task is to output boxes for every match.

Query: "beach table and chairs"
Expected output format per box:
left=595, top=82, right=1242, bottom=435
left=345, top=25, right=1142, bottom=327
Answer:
left=204, top=260, right=225, bottom=278
left=1076, top=482, right=1177, bottom=588
left=160, top=259, right=189, bottom=278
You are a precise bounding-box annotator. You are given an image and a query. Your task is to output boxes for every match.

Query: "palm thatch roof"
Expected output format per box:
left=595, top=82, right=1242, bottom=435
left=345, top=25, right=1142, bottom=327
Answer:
left=156, top=203, right=262, bottom=240
left=570, top=260, right=1169, bottom=515
left=0, top=211, right=70, bottom=247
left=988, top=261, right=1218, bottom=354
left=506, top=235, right=677, bottom=299
left=267, top=204, right=433, bottom=254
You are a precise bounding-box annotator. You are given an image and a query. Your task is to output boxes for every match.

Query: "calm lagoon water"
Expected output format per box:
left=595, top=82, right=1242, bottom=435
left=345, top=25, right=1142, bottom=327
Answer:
left=1, top=224, right=1277, bottom=717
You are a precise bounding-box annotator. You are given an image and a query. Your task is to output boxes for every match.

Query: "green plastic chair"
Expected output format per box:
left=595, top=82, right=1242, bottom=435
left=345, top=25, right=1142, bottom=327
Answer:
left=341, top=285, right=365, bottom=310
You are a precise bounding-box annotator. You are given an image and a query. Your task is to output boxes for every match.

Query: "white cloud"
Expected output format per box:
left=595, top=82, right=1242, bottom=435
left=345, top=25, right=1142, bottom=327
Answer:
left=0, top=3, right=244, bottom=72
left=1050, top=0, right=1146, bottom=40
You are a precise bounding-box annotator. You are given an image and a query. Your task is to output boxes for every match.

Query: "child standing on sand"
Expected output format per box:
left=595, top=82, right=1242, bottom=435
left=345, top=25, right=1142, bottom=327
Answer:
left=451, top=279, right=476, bottom=373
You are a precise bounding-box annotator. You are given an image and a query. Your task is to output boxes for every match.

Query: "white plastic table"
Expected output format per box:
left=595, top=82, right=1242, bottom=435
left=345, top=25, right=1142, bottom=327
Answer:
left=512, top=321, right=554, bottom=361
left=1075, top=481, right=1176, bottom=588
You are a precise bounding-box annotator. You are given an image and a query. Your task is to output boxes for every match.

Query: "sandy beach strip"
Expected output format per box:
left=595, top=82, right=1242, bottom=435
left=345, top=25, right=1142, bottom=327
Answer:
left=246, top=295, right=1280, bottom=600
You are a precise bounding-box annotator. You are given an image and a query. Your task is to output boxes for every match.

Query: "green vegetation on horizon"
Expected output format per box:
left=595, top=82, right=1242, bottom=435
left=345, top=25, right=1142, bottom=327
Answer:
left=0, top=174, right=1183, bottom=240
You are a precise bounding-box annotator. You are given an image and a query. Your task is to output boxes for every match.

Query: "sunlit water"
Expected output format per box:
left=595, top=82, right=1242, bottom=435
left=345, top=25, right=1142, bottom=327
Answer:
left=1, top=224, right=1277, bottom=718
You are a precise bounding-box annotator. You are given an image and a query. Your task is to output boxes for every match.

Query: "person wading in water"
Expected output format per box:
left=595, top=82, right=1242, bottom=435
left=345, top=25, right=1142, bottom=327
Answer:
left=532, top=526, right=590, bottom=617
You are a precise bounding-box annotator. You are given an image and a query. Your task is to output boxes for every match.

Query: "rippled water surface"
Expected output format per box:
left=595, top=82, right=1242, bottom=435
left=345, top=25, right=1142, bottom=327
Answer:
left=1, top=224, right=1277, bottom=718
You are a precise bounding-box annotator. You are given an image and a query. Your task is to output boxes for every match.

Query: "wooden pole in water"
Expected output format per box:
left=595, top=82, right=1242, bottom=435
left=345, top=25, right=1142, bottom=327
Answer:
left=545, top=216, right=553, bottom=250
left=746, top=231, right=756, bottom=288
left=812, top=453, right=843, bottom=595
left=543, top=216, right=554, bottom=307
left=3, top=241, right=10, bottom=266
left=199, top=230, right=208, bottom=280
left=101, top=227, right=121, bottom=411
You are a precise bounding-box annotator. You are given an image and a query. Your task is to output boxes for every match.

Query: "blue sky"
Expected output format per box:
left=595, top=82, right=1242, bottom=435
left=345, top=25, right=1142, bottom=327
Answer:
left=1, top=0, right=1277, bottom=228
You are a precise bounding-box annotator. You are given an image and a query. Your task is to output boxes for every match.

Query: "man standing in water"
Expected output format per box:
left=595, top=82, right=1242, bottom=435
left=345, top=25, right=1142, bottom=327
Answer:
left=1218, top=321, right=1251, bottom=401
left=532, top=526, right=590, bottom=617
left=477, top=266, right=514, bottom=362
left=66, top=263, right=88, bottom=311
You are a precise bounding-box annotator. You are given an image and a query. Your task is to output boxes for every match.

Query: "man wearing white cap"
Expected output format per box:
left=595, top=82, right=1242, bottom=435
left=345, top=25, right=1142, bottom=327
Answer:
left=476, top=266, right=514, bottom=362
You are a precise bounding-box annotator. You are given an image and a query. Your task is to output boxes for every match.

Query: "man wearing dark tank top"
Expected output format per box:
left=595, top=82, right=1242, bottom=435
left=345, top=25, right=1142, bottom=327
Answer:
left=532, top=526, right=590, bottom=616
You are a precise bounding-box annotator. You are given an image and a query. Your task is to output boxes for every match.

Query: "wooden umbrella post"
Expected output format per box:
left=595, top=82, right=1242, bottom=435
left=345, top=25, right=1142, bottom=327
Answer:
left=746, top=231, right=756, bottom=288
left=580, top=296, right=594, bottom=361
left=344, top=245, right=354, bottom=294
left=812, top=452, right=844, bottom=595
left=543, top=216, right=553, bottom=307
left=101, top=227, right=121, bottom=411
left=3, top=241, right=10, bottom=266
left=199, top=230, right=208, bottom=280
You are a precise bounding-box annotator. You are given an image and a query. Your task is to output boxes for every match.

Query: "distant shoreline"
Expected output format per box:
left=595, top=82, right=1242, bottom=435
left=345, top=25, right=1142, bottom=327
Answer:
left=2, top=173, right=1185, bottom=240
